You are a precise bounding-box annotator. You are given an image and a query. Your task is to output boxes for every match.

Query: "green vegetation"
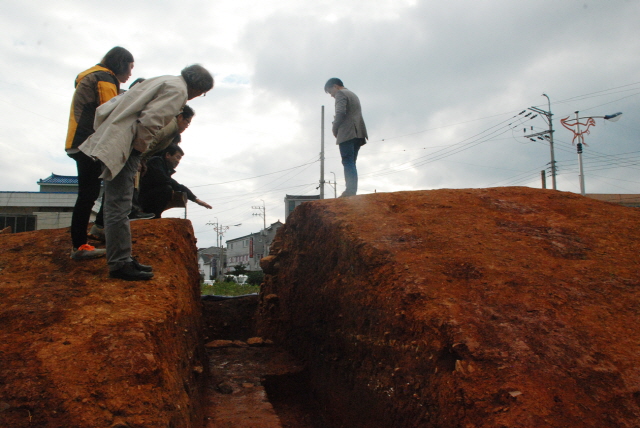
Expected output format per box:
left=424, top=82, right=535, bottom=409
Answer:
left=232, top=263, right=248, bottom=275
left=246, top=271, right=264, bottom=285
left=201, top=281, right=260, bottom=296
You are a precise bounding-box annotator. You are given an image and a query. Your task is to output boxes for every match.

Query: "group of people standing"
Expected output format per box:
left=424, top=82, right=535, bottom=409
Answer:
left=65, top=47, right=369, bottom=282
left=66, top=46, right=213, bottom=281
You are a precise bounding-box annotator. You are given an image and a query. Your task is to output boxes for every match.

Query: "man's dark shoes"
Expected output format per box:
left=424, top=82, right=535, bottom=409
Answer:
left=129, top=211, right=155, bottom=221
left=110, top=261, right=154, bottom=281
left=131, top=256, right=153, bottom=272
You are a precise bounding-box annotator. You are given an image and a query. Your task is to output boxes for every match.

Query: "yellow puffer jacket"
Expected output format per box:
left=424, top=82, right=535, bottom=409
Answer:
left=65, top=65, right=119, bottom=152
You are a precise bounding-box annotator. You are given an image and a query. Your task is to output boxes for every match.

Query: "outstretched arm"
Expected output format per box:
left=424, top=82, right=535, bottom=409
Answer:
left=174, top=182, right=211, bottom=209
left=195, top=199, right=212, bottom=209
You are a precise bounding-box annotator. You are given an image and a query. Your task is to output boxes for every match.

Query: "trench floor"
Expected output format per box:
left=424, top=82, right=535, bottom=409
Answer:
left=201, top=296, right=328, bottom=427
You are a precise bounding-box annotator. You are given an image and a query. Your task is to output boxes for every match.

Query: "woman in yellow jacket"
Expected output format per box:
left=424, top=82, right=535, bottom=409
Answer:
left=66, top=46, right=134, bottom=260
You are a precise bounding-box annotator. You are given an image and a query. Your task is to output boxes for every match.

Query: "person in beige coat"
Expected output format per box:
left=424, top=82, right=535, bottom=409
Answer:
left=79, top=64, right=213, bottom=281
left=324, top=77, right=368, bottom=197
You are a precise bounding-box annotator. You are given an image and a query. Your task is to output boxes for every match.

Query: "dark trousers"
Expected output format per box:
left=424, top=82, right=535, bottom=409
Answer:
left=339, top=138, right=364, bottom=196
left=69, top=151, right=105, bottom=248
left=139, top=185, right=173, bottom=219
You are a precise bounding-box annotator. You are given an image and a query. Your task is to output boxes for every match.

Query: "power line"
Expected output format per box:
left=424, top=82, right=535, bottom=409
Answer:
left=190, top=159, right=319, bottom=188
left=361, top=111, right=538, bottom=179
left=551, top=81, right=640, bottom=104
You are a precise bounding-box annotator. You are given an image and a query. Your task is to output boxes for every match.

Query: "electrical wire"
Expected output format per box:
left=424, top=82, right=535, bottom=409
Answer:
left=190, top=157, right=319, bottom=188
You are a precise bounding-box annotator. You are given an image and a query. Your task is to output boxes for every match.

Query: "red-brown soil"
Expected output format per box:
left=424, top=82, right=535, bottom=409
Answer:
left=0, top=219, right=207, bottom=428
left=258, top=187, right=640, bottom=428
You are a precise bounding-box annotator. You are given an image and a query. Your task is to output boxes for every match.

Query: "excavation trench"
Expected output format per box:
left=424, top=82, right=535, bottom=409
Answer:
left=201, top=295, right=330, bottom=427
left=4, top=188, right=640, bottom=427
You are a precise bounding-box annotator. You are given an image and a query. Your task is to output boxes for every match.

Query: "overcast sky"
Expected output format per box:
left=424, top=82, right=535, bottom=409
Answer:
left=1, top=0, right=639, bottom=248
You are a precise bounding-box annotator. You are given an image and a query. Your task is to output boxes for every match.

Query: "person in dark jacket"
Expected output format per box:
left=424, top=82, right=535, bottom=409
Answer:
left=139, top=143, right=212, bottom=219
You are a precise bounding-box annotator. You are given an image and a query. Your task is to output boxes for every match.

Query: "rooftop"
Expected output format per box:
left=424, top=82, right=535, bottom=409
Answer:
left=37, top=174, right=78, bottom=186
left=285, top=195, right=320, bottom=200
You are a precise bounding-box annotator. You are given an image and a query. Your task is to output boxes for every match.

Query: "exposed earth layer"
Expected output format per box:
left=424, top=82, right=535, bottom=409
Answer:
left=0, top=219, right=206, bottom=428
left=258, top=187, right=640, bottom=428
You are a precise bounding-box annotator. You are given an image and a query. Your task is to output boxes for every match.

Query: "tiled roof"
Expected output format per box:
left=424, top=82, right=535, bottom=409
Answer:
left=37, top=174, right=78, bottom=185
left=285, top=194, right=320, bottom=200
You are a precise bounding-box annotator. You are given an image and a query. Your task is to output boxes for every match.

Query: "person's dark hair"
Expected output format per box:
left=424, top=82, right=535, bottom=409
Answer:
left=181, top=64, right=214, bottom=94
left=101, top=47, right=134, bottom=76
left=180, top=105, right=195, bottom=119
left=164, top=143, right=184, bottom=157
left=324, top=78, right=343, bottom=93
left=129, top=77, right=145, bottom=89
left=172, top=134, right=182, bottom=144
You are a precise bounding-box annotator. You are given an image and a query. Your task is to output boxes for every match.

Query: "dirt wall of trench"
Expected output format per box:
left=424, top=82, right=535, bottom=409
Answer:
left=0, top=219, right=207, bottom=428
left=258, top=187, right=640, bottom=428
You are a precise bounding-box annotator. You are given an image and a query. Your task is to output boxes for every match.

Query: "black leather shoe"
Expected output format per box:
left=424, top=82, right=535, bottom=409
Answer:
left=129, top=211, right=155, bottom=221
left=109, top=262, right=154, bottom=281
left=131, top=256, right=153, bottom=272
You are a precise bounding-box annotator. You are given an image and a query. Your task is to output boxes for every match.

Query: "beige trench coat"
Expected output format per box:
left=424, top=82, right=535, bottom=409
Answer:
left=79, top=75, right=188, bottom=181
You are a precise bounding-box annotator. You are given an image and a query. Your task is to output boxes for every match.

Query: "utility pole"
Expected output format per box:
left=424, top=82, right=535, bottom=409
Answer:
left=207, top=221, right=222, bottom=278
left=525, top=94, right=557, bottom=190
left=206, top=221, right=241, bottom=280
left=320, top=105, right=325, bottom=199
left=576, top=115, right=586, bottom=195
left=252, top=200, right=267, bottom=260
left=252, top=200, right=266, bottom=232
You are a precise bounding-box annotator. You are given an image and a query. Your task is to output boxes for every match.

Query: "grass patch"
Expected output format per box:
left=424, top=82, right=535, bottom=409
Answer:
left=201, top=281, right=260, bottom=296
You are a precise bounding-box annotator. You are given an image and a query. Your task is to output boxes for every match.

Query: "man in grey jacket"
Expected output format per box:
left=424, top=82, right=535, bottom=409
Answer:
left=80, top=64, right=214, bottom=281
left=325, top=78, right=368, bottom=197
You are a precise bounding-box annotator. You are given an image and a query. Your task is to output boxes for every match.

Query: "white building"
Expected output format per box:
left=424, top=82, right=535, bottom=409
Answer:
left=198, top=246, right=224, bottom=280
left=0, top=174, right=85, bottom=232
left=284, top=194, right=320, bottom=219
left=226, top=221, right=283, bottom=272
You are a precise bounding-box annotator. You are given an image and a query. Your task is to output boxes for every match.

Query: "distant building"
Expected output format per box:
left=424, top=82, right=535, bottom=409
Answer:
left=585, top=194, right=640, bottom=208
left=0, top=173, right=90, bottom=233
left=226, top=220, right=283, bottom=272
left=37, top=174, right=79, bottom=193
left=284, top=194, right=320, bottom=219
left=198, top=246, right=225, bottom=280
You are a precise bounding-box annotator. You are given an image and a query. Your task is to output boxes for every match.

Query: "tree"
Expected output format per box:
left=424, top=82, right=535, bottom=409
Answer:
left=232, top=263, right=248, bottom=275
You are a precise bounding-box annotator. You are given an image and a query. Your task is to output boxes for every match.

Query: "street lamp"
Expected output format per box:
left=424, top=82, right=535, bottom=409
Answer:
left=560, top=111, right=623, bottom=196
left=328, top=171, right=337, bottom=198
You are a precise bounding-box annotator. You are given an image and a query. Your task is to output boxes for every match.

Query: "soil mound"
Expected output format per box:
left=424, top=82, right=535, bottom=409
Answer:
left=258, top=187, right=640, bottom=428
left=0, top=219, right=206, bottom=428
